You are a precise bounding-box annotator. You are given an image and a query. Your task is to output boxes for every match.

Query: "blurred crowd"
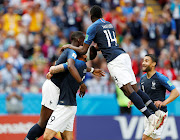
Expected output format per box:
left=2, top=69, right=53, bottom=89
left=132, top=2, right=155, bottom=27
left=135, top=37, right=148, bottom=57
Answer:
left=0, top=0, right=180, bottom=99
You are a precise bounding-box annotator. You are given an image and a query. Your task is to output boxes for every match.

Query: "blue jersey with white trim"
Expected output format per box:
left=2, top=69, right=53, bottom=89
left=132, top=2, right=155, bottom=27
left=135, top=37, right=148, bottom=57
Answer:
left=51, top=48, right=77, bottom=88
left=58, top=59, right=87, bottom=106
left=140, top=72, right=176, bottom=113
left=84, top=18, right=125, bottom=63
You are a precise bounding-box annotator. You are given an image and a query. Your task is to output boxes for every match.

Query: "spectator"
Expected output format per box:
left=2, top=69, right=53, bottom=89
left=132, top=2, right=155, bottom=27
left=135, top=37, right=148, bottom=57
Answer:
left=29, top=3, right=44, bottom=34
left=136, top=0, right=146, bottom=19
left=121, top=34, right=136, bottom=56
left=122, top=0, right=133, bottom=17
left=170, top=0, right=180, bottom=39
left=21, top=62, right=31, bottom=89
left=7, top=47, right=25, bottom=73
left=6, top=80, right=23, bottom=114
left=161, top=60, right=177, bottom=81
left=3, top=30, right=16, bottom=51
left=1, top=59, right=18, bottom=87
left=30, top=64, right=46, bottom=93
left=64, top=5, right=78, bottom=39
left=41, top=38, right=55, bottom=61
left=162, top=11, right=176, bottom=40
left=0, top=72, right=4, bottom=93
left=143, top=13, right=159, bottom=48
left=2, top=5, right=20, bottom=35
left=127, top=12, right=142, bottom=46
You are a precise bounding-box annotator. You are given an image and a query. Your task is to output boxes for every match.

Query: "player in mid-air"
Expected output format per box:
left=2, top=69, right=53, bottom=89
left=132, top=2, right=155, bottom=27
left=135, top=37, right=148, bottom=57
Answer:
left=25, top=31, right=104, bottom=140
left=61, top=5, right=167, bottom=136
left=136, top=54, right=179, bottom=140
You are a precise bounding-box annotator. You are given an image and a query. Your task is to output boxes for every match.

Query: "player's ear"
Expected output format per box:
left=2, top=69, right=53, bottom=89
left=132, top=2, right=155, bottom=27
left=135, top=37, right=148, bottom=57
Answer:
left=152, top=62, right=156, bottom=67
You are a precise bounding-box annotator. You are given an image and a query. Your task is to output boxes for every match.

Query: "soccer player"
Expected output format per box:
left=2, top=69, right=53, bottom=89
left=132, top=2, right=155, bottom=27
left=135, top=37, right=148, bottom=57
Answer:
left=43, top=53, right=96, bottom=140
left=25, top=31, right=104, bottom=140
left=140, top=54, right=179, bottom=140
left=61, top=5, right=167, bottom=136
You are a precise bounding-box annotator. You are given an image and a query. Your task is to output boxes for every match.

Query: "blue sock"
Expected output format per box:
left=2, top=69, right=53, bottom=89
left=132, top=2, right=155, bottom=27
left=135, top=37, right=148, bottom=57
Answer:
left=25, top=123, right=59, bottom=140
left=25, top=124, right=45, bottom=140
left=51, top=138, right=58, bottom=140
left=137, top=89, right=158, bottom=112
left=128, top=91, right=151, bottom=118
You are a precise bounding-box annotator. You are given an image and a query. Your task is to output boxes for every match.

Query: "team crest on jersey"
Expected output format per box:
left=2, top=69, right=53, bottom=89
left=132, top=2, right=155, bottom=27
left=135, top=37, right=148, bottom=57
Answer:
left=151, top=80, right=156, bottom=89
left=83, top=69, right=87, bottom=73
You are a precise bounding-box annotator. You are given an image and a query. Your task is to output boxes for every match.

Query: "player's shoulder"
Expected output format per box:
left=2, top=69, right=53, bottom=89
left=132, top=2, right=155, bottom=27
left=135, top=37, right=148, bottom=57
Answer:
left=156, top=72, right=168, bottom=80
left=75, top=59, right=86, bottom=68
left=141, top=73, right=147, bottom=80
left=87, top=21, right=99, bottom=30
left=66, top=48, right=77, bottom=54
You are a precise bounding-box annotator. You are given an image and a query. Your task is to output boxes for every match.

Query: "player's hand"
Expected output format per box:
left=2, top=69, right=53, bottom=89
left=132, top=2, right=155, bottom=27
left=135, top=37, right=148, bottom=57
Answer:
left=46, top=72, right=53, bottom=79
left=128, top=100, right=133, bottom=108
left=92, top=69, right=105, bottom=77
left=79, top=83, right=87, bottom=98
left=154, top=100, right=166, bottom=108
left=61, top=44, right=72, bottom=51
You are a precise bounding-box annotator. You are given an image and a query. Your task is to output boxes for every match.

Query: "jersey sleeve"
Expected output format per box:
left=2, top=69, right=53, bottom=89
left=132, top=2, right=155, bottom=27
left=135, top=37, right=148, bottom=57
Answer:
left=63, top=62, right=68, bottom=70
left=157, top=73, right=176, bottom=92
left=84, top=24, right=97, bottom=45
left=67, top=49, right=77, bottom=60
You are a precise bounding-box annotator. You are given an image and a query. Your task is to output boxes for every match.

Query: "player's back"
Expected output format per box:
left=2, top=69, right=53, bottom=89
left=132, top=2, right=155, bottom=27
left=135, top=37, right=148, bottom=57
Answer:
left=51, top=48, right=77, bottom=88
left=85, top=18, right=125, bottom=63
left=58, top=59, right=87, bottom=106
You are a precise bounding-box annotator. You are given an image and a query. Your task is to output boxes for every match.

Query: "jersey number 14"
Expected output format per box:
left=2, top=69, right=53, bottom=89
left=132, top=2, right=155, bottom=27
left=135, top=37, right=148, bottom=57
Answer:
left=103, top=29, right=117, bottom=47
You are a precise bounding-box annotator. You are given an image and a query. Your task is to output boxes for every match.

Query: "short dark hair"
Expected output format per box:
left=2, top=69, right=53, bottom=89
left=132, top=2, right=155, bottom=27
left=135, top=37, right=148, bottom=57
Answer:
left=71, top=31, right=84, bottom=41
left=145, top=54, right=157, bottom=65
left=90, top=5, right=102, bottom=20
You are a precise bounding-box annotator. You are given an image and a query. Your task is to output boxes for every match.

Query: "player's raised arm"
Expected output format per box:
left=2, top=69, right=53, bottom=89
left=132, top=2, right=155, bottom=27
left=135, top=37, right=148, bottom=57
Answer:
left=62, top=43, right=89, bottom=55
left=86, top=67, right=105, bottom=77
left=49, top=63, right=67, bottom=74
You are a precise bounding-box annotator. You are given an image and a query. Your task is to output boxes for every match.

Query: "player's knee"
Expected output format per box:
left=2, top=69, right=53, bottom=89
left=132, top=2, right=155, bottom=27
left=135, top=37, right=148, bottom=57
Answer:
left=64, top=135, right=73, bottom=140
left=43, top=133, right=51, bottom=140
left=142, top=135, right=148, bottom=140
left=37, top=120, right=47, bottom=128
left=65, top=136, right=73, bottom=140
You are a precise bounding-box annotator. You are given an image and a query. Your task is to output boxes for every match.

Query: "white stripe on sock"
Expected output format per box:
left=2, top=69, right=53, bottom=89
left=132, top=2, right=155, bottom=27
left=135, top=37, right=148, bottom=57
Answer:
left=145, top=100, right=152, bottom=106
left=140, top=106, right=147, bottom=112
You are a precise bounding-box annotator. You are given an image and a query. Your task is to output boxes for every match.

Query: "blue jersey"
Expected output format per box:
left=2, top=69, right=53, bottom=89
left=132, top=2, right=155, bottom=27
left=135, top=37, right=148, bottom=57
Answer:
left=140, top=72, right=176, bottom=113
left=84, top=18, right=125, bottom=63
left=58, top=59, right=87, bottom=106
left=51, top=48, right=77, bottom=88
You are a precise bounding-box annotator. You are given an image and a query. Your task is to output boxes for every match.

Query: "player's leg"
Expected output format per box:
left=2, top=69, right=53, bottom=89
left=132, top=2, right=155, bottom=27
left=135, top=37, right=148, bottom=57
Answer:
left=132, top=84, right=167, bottom=129
left=132, top=84, right=158, bottom=113
left=121, top=83, right=152, bottom=118
left=142, top=134, right=153, bottom=140
left=45, top=105, right=77, bottom=140
left=25, top=80, right=60, bottom=140
left=43, top=128, right=57, bottom=140
left=61, top=131, right=73, bottom=140
left=25, top=105, right=53, bottom=140
left=107, top=54, right=158, bottom=136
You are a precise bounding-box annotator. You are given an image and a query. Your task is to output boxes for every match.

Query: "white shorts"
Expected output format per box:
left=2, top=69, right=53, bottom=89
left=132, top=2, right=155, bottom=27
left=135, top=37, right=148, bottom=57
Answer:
left=144, top=112, right=168, bottom=139
left=41, top=79, right=60, bottom=110
left=46, top=105, right=77, bottom=133
left=107, top=53, right=137, bottom=88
